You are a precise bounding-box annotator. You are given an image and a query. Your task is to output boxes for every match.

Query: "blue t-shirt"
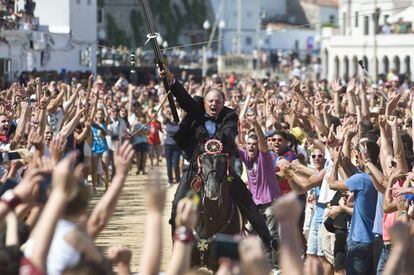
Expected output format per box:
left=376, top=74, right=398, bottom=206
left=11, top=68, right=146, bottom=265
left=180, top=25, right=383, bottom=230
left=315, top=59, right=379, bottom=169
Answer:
left=91, top=123, right=108, bottom=154
left=133, top=123, right=148, bottom=145
left=313, top=186, right=326, bottom=223
left=346, top=173, right=377, bottom=243
left=372, top=192, right=383, bottom=235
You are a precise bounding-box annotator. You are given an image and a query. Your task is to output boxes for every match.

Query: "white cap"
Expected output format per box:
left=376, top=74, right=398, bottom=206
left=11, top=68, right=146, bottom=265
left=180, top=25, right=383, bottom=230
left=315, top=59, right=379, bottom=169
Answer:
left=279, top=81, right=287, bottom=87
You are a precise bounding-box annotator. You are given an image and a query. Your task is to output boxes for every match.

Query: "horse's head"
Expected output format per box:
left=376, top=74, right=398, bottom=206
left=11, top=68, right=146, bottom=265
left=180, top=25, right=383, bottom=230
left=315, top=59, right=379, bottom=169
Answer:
left=199, top=153, right=229, bottom=201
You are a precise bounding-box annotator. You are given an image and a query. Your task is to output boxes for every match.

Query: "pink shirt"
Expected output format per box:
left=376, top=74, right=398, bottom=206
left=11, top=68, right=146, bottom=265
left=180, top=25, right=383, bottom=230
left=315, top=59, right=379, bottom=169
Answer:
left=382, top=179, right=404, bottom=242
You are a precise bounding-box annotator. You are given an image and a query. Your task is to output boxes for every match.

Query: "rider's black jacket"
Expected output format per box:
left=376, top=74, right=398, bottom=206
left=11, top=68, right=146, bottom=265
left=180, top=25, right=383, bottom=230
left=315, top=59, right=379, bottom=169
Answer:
left=170, top=80, right=239, bottom=161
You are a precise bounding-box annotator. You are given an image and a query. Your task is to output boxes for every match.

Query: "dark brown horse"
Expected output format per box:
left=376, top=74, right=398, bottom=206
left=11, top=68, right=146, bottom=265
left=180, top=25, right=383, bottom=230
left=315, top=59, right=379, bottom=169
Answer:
left=191, top=153, right=242, bottom=271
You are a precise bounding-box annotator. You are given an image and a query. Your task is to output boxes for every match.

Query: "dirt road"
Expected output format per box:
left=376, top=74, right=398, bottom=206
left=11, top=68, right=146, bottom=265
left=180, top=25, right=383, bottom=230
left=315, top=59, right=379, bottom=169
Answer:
left=91, top=165, right=176, bottom=273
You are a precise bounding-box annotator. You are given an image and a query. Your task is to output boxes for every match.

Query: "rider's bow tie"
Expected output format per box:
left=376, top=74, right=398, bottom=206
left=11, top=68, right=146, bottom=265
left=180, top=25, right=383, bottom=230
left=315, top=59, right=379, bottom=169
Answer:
left=204, top=116, right=217, bottom=123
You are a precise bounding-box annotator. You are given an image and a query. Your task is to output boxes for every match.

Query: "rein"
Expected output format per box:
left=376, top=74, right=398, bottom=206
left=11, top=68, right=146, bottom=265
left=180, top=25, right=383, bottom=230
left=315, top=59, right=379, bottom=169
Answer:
left=129, top=90, right=172, bottom=138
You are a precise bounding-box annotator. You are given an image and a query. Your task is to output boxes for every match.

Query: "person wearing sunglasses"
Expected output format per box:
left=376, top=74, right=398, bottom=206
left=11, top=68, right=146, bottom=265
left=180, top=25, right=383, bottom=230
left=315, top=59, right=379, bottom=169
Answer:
left=278, top=148, right=334, bottom=274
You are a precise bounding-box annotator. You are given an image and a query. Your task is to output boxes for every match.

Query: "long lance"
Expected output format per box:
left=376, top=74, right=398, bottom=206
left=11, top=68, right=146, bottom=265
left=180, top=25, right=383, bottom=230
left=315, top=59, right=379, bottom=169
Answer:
left=139, top=0, right=180, bottom=123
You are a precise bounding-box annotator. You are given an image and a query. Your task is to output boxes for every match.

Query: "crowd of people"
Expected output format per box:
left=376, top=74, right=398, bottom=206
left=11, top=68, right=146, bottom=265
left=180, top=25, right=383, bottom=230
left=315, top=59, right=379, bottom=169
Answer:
left=0, top=54, right=414, bottom=275
left=380, top=18, right=412, bottom=34
left=0, top=0, right=37, bottom=31
left=99, top=46, right=207, bottom=69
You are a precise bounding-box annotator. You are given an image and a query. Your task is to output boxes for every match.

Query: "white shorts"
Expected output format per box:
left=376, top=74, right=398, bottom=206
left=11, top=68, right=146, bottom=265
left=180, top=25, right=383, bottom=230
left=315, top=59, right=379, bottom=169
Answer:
left=83, top=142, right=92, bottom=157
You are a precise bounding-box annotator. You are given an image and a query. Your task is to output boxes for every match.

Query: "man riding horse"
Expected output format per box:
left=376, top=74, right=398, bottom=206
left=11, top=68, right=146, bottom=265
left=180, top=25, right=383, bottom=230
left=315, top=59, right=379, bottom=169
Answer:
left=158, top=66, right=277, bottom=258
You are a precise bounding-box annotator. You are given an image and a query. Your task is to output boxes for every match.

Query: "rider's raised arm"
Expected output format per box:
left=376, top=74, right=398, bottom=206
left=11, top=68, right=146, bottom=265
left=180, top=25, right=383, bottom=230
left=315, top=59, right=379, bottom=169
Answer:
left=158, top=65, right=202, bottom=118
left=170, top=80, right=203, bottom=118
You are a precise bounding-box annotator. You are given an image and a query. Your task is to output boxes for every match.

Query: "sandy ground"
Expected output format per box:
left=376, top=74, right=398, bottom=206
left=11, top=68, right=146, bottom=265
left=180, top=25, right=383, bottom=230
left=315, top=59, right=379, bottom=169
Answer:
left=90, top=164, right=176, bottom=273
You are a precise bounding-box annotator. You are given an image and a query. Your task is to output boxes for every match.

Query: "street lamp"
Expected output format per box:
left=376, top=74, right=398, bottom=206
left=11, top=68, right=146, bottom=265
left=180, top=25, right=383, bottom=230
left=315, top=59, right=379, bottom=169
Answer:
left=156, top=34, right=163, bottom=46
left=203, top=20, right=211, bottom=32
left=202, top=19, right=211, bottom=77
left=162, top=41, right=168, bottom=48
left=218, top=20, right=225, bottom=56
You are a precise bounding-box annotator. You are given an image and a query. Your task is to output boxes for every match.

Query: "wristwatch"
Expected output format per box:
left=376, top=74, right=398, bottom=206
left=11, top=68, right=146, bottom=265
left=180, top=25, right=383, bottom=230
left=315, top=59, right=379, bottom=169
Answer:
left=0, top=190, right=22, bottom=210
left=173, top=226, right=193, bottom=243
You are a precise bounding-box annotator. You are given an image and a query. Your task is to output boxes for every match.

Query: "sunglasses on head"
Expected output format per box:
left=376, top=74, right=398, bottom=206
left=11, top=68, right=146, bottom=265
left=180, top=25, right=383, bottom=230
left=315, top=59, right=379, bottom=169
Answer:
left=311, top=154, right=324, bottom=159
left=390, top=160, right=397, bottom=168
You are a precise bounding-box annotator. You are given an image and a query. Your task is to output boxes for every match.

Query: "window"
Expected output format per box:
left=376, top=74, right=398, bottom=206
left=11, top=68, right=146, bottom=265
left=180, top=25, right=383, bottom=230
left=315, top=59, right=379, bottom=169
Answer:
left=87, top=0, right=91, bottom=4
left=76, top=0, right=80, bottom=4
left=364, top=16, right=369, bottom=35
left=355, top=12, right=359, bottom=27
left=245, top=37, right=252, bottom=46
left=98, top=8, right=103, bottom=23
left=329, top=15, right=335, bottom=23
left=246, top=11, right=252, bottom=18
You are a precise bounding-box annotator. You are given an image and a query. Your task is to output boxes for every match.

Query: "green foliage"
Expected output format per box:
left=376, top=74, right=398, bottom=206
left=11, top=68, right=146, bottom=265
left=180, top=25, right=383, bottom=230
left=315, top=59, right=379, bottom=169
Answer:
left=130, top=9, right=144, bottom=45
left=106, top=14, right=130, bottom=47
left=146, top=0, right=207, bottom=45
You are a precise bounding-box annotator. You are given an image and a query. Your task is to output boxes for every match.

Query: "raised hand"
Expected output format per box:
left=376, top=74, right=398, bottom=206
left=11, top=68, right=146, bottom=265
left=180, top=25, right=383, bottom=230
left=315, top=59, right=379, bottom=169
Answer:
left=290, top=78, right=301, bottom=94
left=272, top=193, right=303, bottom=224
left=175, top=198, right=198, bottom=229
left=49, top=135, right=67, bottom=164
left=239, top=236, right=270, bottom=274
left=386, top=94, right=401, bottom=115
left=331, top=146, right=343, bottom=163
left=346, top=78, right=357, bottom=93
left=13, top=162, right=49, bottom=203
left=52, top=152, right=83, bottom=200
left=28, top=131, right=43, bottom=151
left=107, top=245, right=132, bottom=266
left=146, top=182, right=166, bottom=214
left=114, top=141, right=135, bottom=178
left=332, top=79, right=344, bottom=94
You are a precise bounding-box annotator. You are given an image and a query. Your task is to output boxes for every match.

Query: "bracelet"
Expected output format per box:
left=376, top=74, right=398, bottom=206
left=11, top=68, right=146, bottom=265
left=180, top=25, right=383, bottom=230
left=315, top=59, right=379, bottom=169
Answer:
left=0, top=190, right=22, bottom=210
left=173, top=226, right=193, bottom=243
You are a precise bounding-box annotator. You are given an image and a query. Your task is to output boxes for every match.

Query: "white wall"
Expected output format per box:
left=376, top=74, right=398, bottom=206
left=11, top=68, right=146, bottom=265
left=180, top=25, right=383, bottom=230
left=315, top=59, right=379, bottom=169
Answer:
left=211, top=0, right=260, bottom=54
left=319, top=6, right=338, bottom=24
left=32, top=0, right=97, bottom=73
left=267, top=28, right=316, bottom=55
left=34, top=0, right=71, bottom=33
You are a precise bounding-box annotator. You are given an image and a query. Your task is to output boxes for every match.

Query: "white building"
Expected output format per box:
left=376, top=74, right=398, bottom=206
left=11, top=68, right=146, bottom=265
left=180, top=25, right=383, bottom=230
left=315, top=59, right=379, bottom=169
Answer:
left=210, top=0, right=337, bottom=57
left=321, top=0, right=414, bottom=81
left=210, top=0, right=262, bottom=54
left=0, top=0, right=97, bottom=81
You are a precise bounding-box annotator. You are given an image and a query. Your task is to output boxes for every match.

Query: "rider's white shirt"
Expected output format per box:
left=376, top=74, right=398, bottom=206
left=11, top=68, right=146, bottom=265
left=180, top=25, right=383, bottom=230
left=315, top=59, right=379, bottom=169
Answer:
left=205, top=120, right=216, bottom=137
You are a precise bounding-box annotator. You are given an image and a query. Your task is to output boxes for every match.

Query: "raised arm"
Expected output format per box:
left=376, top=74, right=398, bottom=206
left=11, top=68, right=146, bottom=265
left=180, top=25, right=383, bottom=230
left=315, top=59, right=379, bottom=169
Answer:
left=10, top=101, right=30, bottom=150
left=138, top=179, right=166, bottom=275
left=57, top=106, right=84, bottom=139
left=166, top=198, right=197, bottom=275
left=247, top=111, right=267, bottom=153
left=158, top=65, right=201, bottom=118
left=388, top=116, right=408, bottom=173
left=47, top=83, right=66, bottom=113
left=273, top=194, right=304, bottom=275
left=328, top=147, right=349, bottom=192
left=28, top=153, right=81, bottom=271
left=379, top=115, right=394, bottom=178
left=87, top=141, right=134, bottom=239
left=62, top=84, right=80, bottom=113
